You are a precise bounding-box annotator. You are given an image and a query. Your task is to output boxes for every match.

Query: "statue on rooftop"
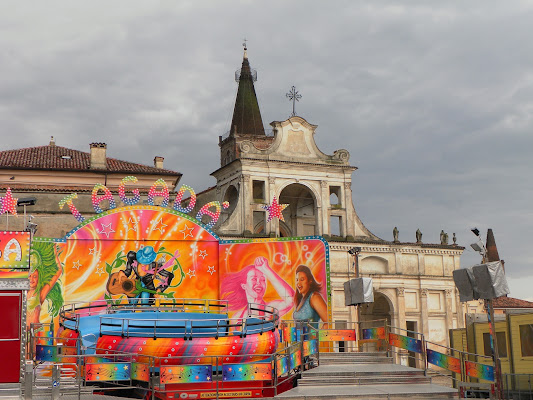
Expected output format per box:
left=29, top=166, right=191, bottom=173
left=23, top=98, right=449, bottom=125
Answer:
left=393, top=226, right=399, bottom=242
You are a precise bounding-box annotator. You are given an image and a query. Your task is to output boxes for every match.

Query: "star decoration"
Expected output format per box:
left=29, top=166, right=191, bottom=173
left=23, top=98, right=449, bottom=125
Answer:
left=88, top=246, right=98, bottom=255
left=95, top=265, right=105, bottom=276
left=186, top=269, right=196, bottom=278
left=207, top=266, right=216, bottom=275
left=180, top=224, right=194, bottom=239
left=198, top=250, right=208, bottom=259
left=72, top=260, right=82, bottom=270
left=152, top=218, right=167, bottom=234
left=97, top=222, right=115, bottom=238
left=263, top=196, right=288, bottom=222
left=122, top=217, right=138, bottom=234
left=0, top=188, right=18, bottom=216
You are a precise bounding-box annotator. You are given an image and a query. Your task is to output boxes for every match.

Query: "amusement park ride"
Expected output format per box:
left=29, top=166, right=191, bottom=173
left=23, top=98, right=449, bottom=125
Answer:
left=0, top=177, right=340, bottom=399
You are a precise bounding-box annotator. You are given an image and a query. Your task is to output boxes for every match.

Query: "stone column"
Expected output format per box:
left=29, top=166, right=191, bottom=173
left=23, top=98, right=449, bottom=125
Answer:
left=417, top=253, right=425, bottom=276
left=456, top=292, right=465, bottom=329
left=445, top=288, right=453, bottom=346
left=396, top=287, right=407, bottom=332
left=420, top=289, right=430, bottom=338
left=344, top=182, right=355, bottom=237
left=396, top=287, right=408, bottom=365
left=267, top=177, right=276, bottom=235
left=320, top=180, right=329, bottom=236
left=391, top=249, right=400, bottom=274
left=241, top=174, right=253, bottom=233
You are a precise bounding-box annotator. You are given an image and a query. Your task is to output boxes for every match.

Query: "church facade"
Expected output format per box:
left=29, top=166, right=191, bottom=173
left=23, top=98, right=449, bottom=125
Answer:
left=198, top=48, right=466, bottom=348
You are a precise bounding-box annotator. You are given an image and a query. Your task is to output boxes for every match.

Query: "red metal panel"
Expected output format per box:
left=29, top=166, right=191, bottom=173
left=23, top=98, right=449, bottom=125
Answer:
left=0, top=291, right=22, bottom=383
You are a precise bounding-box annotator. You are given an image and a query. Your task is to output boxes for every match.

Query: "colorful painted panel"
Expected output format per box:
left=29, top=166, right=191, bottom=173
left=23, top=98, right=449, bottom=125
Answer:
left=388, top=333, right=422, bottom=354
left=276, top=356, right=289, bottom=376
left=0, top=270, right=28, bottom=279
left=85, top=363, right=131, bottom=381
left=131, top=363, right=150, bottom=382
left=219, top=237, right=330, bottom=324
left=426, top=349, right=461, bottom=373
left=96, top=330, right=278, bottom=365
left=362, top=327, right=386, bottom=340
left=0, top=231, right=30, bottom=269
left=290, top=350, right=302, bottom=369
left=318, top=329, right=356, bottom=342
left=35, top=345, right=58, bottom=362
left=85, top=356, right=112, bottom=364
left=160, top=365, right=212, bottom=384
left=222, top=363, right=272, bottom=381
left=465, top=361, right=494, bottom=381
left=282, top=326, right=296, bottom=343
left=303, top=340, right=318, bottom=357
left=35, top=330, right=53, bottom=346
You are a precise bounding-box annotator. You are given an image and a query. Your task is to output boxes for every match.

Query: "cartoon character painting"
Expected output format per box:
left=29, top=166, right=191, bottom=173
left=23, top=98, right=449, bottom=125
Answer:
left=106, top=246, right=183, bottom=304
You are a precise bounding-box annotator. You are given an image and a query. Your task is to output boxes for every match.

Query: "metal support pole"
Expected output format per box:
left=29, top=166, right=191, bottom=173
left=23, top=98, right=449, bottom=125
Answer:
left=486, top=299, right=504, bottom=400
left=52, top=364, right=60, bottom=400
left=24, top=361, right=33, bottom=400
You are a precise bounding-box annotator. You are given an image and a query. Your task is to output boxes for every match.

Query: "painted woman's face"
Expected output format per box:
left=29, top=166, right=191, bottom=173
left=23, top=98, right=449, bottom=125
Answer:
left=241, top=268, right=266, bottom=300
left=29, top=270, right=39, bottom=290
left=296, top=271, right=310, bottom=295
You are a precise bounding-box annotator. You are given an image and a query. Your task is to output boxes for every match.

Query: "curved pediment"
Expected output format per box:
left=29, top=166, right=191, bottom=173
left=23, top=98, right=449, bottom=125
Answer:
left=239, top=116, right=352, bottom=166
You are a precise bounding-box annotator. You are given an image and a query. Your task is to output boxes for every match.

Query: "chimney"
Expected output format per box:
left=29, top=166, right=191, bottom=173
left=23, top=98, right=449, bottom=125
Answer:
left=49, top=136, right=56, bottom=147
left=89, top=143, right=107, bottom=169
left=154, top=156, right=164, bottom=169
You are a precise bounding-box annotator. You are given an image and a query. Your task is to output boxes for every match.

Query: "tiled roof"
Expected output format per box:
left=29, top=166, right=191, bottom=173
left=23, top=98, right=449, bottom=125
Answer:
left=0, top=184, right=162, bottom=193
left=0, top=145, right=181, bottom=176
left=493, top=296, right=533, bottom=309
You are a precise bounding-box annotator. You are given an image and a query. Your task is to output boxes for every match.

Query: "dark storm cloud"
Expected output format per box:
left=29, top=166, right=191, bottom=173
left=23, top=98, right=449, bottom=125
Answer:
left=1, top=1, right=532, bottom=298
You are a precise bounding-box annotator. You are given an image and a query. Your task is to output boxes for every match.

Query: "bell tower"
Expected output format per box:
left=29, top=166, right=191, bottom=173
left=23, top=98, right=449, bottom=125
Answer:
left=219, top=46, right=274, bottom=167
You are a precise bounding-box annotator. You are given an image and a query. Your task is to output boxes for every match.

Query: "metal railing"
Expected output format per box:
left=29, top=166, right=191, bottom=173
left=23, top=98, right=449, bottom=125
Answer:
left=28, top=315, right=507, bottom=399
left=59, top=298, right=231, bottom=330
left=503, top=374, right=533, bottom=400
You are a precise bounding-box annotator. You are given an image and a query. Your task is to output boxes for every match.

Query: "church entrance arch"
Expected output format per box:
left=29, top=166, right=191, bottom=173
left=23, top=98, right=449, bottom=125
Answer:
left=360, top=291, right=393, bottom=327
left=279, top=183, right=317, bottom=237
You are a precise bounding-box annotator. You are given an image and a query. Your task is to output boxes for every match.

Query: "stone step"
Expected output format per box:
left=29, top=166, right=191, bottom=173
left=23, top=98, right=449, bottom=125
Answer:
left=319, top=357, right=393, bottom=364
left=265, top=384, right=459, bottom=400
left=317, top=351, right=392, bottom=363
left=299, top=375, right=432, bottom=386
left=318, top=351, right=389, bottom=357
left=319, top=354, right=389, bottom=359
left=302, top=369, right=425, bottom=379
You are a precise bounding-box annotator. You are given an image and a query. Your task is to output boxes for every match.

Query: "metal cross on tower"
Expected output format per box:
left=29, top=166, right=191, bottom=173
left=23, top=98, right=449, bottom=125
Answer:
left=286, top=86, right=302, bottom=117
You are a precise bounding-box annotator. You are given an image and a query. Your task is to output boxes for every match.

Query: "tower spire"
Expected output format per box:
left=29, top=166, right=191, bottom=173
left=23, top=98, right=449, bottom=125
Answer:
left=485, top=228, right=500, bottom=262
left=230, top=45, right=265, bottom=136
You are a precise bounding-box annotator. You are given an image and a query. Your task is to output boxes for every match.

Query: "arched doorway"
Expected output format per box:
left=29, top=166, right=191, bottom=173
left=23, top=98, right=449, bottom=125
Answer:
left=278, top=183, right=317, bottom=237
left=221, top=184, right=239, bottom=224
left=359, top=291, right=393, bottom=327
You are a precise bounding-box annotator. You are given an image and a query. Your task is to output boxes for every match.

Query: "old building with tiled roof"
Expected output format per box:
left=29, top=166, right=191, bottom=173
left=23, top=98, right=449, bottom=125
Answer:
left=0, top=138, right=181, bottom=237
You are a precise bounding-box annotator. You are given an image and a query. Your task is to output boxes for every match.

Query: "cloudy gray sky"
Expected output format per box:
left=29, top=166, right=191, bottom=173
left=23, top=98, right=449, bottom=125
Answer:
left=1, top=1, right=532, bottom=299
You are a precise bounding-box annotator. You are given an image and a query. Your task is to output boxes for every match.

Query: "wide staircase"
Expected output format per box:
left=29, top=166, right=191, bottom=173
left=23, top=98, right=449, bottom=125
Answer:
left=272, top=351, right=459, bottom=400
